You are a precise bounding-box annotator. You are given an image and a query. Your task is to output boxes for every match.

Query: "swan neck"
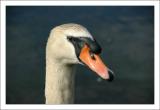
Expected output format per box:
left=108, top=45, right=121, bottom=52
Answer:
left=45, top=60, right=76, bottom=104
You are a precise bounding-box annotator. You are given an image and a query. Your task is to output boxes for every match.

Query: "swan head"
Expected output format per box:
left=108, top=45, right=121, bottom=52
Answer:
left=47, top=23, right=114, bottom=81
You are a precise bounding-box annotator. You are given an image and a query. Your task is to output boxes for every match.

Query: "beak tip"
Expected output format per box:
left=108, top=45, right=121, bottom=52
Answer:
left=107, top=71, right=114, bottom=82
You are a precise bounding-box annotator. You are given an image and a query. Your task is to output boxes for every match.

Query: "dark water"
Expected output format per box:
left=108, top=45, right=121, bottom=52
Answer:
left=6, top=6, right=154, bottom=104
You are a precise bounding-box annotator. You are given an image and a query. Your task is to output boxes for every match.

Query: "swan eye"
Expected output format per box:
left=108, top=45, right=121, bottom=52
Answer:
left=89, top=51, right=96, bottom=60
left=67, top=36, right=73, bottom=41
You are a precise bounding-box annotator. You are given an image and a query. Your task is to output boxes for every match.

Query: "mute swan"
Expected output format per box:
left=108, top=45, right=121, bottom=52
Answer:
left=45, top=23, right=114, bottom=104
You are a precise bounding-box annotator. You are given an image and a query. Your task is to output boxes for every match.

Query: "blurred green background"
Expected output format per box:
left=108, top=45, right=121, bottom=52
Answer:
left=6, top=6, right=154, bottom=104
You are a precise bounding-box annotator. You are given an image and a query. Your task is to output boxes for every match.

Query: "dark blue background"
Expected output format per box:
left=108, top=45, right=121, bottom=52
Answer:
left=6, top=6, right=154, bottom=104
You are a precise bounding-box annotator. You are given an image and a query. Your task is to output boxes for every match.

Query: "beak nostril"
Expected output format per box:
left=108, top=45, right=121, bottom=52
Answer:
left=89, top=51, right=96, bottom=60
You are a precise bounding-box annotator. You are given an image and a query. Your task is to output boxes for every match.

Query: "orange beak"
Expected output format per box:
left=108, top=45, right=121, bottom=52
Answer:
left=79, top=44, right=112, bottom=80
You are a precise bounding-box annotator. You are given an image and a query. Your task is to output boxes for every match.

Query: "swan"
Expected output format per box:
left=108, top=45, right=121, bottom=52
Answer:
left=45, top=23, right=114, bottom=104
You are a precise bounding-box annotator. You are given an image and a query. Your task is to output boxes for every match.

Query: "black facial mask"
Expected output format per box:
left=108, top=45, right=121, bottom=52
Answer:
left=67, top=36, right=102, bottom=57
